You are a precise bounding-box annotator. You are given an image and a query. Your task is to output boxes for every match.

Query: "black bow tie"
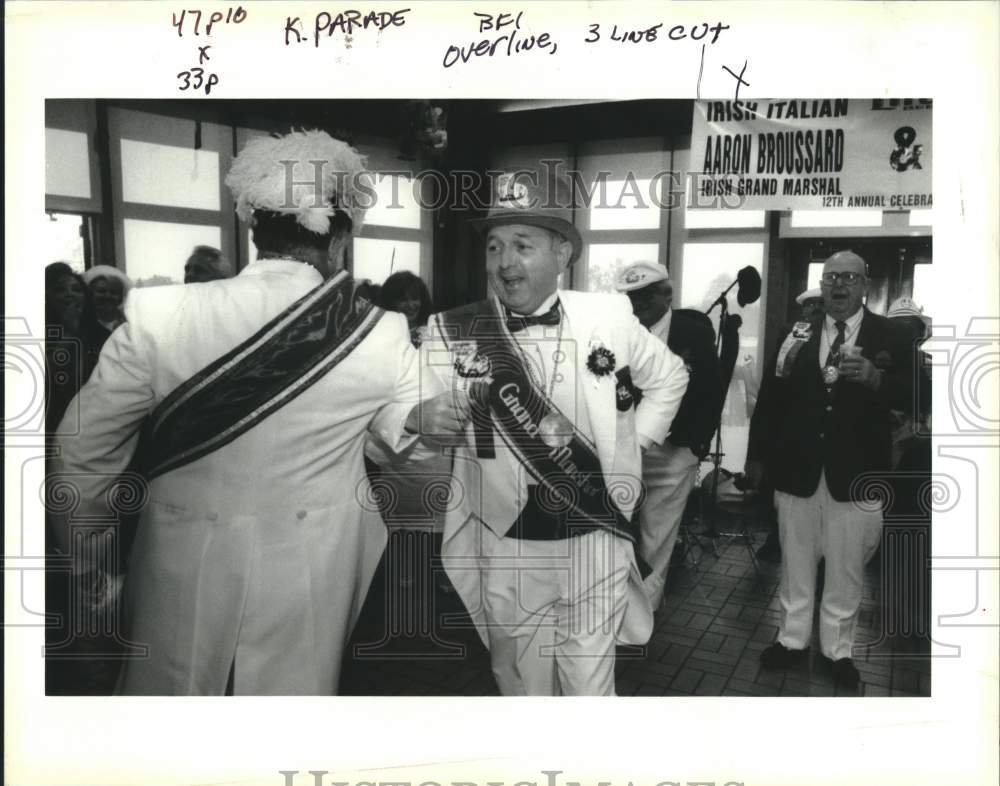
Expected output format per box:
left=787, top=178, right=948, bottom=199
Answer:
left=506, top=300, right=562, bottom=333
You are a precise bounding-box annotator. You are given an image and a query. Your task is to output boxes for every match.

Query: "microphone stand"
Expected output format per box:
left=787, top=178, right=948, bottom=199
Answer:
left=678, top=265, right=764, bottom=579
left=704, top=295, right=729, bottom=538
left=680, top=283, right=733, bottom=568
left=696, top=280, right=761, bottom=575
left=677, top=283, right=734, bottom=580
left=705, top=278, right=739, bottom=317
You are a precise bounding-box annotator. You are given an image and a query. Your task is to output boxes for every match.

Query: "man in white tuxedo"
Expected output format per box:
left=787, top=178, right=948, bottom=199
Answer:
left=52, top=131, right=463, bottom=695
left=418, top=169, right=689, bottom=695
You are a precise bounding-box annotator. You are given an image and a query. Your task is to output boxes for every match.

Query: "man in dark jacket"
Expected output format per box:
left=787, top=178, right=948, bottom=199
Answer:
left=745, top=250, right=912, bottom=688
left=617, top=261, right=721, bottom=609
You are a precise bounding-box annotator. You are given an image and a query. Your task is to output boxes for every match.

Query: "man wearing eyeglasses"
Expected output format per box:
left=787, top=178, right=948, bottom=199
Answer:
left=745, top=250, right=913, bottom=690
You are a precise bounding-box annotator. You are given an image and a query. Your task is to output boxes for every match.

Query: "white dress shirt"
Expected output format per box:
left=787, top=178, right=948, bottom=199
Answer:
left=514, top=291, right=594, bottom=444
left=818, top=307, right=864, bottom=368
left=647, top=307, right=673, bottom=345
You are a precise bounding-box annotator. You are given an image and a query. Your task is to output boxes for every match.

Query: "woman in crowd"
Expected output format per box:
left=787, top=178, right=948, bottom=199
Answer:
left=82, top=265, right=132, bottom=341
left=45, top=262, right=106, bottom=429
left=45, top=262, right=121, bottom=695
left=380, top=270, right=433, bottom=346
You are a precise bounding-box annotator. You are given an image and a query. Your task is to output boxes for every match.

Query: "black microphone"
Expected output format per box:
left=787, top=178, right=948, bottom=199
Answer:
left=736, top=266, right=762, bottom=307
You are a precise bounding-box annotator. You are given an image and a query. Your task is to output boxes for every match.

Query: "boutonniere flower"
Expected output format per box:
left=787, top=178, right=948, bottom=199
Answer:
left=586, top=342, right=617, bottom=378
left=452, top=340, right=491, bottom=378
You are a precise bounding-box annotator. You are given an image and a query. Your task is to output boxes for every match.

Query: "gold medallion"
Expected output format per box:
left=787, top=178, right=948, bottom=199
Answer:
left=539, top=412, right=574, bottom=448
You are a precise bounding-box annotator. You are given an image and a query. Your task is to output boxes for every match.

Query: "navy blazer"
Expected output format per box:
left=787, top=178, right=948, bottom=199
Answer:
left=747, top=308, right=913, bottom=502
left=665, top=308, right=721, bottom=456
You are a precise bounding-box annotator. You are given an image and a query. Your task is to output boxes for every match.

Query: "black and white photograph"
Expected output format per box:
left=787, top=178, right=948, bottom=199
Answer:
left=5, top=3, right=998, bottom=786
left=39, top=96, right=936, bottom=699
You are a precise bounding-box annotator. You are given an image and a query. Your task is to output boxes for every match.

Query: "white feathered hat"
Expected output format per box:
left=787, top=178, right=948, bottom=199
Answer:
left=225, top=130, right=372, bottom=235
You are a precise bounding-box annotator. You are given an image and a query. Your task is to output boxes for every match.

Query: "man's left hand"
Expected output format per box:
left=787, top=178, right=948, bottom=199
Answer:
left=840, top=355, right=881, bottom=390
left=405, top=389, right=472, bottom=446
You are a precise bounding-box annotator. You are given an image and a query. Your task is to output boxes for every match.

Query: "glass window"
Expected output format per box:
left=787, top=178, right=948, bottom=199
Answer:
left=353, top=238, right=421, bottom=284
left=41, top=212, right=86, bottom=272
left=807, top=262, right=824, bottom=290
left=585, top=243, right=660, bottom=293
left=684, top=180, right=765, bottom=228
left=588, top=178, right=661, bottom=230
left=685, top=207, right=767, bottom=229
left=124, top=219, right=222, bottom=287
left=121, top=139, right=220, bottom=211
left=790, top=210, right=882, bottom=227
left=681, top=242, right=765, bottom=471
left=364, top=174, right=422, bottom=229
left=45, top=128, right=91, bottom=199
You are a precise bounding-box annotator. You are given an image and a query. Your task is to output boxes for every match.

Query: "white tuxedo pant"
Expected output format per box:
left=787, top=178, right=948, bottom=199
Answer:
left=480, top=529, right=631, bottom=696
left=775, top=471, right=883, bottom=660
left=638, top=442, right=699, bottom=609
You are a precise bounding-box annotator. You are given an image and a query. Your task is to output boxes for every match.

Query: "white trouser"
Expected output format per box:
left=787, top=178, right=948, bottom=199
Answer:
left=480, top=529, right=631, bottom=696
left=774, top=471, right=884, bottom=660
left=638, top=442, right=699, bottom=609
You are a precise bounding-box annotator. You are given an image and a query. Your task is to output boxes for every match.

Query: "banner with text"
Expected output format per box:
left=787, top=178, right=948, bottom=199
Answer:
left=690, top=99, right=932, bottom=210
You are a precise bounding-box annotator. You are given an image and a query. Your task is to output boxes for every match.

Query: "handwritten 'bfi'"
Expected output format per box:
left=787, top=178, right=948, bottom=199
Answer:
left=442, top=11, right=557, bottom=68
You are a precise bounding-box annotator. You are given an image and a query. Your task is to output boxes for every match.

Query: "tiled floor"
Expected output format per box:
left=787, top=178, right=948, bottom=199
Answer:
left=340, top=523, right=932, bottom=697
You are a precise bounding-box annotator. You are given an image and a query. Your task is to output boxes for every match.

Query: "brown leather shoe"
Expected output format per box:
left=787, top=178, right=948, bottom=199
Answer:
left=760, top=641, right=809, bottom=669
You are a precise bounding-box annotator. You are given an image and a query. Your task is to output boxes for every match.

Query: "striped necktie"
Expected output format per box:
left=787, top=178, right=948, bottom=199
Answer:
left=824, top=320, right=847, bottom=367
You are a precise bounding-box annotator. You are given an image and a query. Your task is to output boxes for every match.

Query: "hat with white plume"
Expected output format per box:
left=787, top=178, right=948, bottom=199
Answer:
left=225, top=130, right=372, bottom=235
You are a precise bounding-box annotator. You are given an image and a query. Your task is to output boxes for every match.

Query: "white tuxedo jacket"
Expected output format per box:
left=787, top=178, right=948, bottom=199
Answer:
left=55, top=259, right=424, bottom=695
left=423, top=289, right=689, bottom=646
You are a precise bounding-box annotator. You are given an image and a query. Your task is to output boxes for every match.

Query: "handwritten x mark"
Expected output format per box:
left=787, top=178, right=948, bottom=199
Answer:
left=723, top=60, right=750, bottom=102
